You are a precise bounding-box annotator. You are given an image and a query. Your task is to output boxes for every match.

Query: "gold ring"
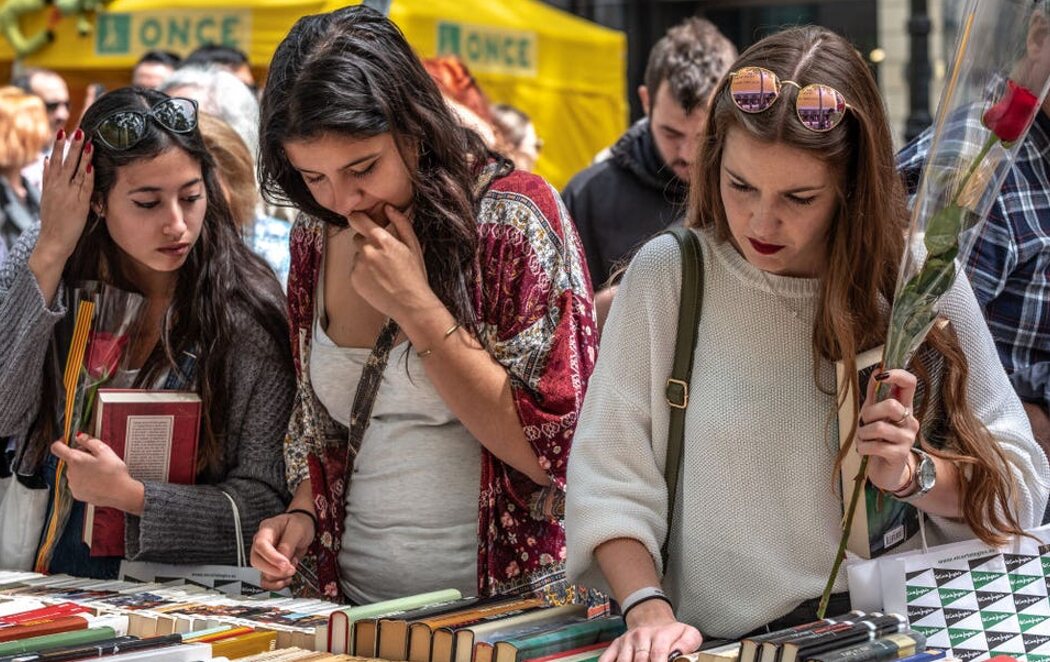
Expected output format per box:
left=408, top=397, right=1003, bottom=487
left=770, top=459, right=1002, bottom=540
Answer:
left=894, top=409, right=911, bottom=426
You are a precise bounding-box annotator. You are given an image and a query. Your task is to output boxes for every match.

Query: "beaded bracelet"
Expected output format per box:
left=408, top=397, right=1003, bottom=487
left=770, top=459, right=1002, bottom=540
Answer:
left=416, top=323, right=462, bottom=358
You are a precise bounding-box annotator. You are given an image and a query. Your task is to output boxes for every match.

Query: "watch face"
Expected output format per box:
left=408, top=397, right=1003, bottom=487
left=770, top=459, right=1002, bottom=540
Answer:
left=917, top=454, right=936, bottom=490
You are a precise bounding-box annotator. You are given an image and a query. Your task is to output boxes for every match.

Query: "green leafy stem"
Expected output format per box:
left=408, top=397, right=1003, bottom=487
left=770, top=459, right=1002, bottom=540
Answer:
left=816, top=132, right=998, bottom=618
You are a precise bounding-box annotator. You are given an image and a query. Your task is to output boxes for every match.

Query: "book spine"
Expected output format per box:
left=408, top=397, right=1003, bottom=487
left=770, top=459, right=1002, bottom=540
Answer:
left=502, top=618, right=627, bottom=662
left=805, top=632, right=926, bottom=662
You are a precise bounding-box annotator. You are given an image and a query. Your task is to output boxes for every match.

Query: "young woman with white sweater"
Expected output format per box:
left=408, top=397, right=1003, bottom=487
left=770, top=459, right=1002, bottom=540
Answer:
left=565, top=26, right=1049, bottom=658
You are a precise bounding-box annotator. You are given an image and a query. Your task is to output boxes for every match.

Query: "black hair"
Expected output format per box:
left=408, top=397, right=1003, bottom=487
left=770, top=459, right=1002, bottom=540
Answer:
left=259, top=5, right=499, bottom=325
left=184, top=44, right=250, bottom=69
left=30, top=86, right=290, bottom=479
left=136, top=50, right=181, bottom=69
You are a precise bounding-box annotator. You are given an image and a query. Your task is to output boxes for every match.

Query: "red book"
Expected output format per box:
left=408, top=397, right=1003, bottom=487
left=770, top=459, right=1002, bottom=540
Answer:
left=0, top=602, right=90, bottom=625
left=84, top=389, right=202, bottom=556
left=0, top=615, right=91, bottom=642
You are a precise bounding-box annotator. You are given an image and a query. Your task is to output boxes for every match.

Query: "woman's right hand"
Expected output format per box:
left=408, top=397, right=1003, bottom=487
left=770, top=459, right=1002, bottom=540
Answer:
left=250, top=511, right=316, bottom=591
left=600, top=601, right=702, bottom=662
left=36, top=128, right=94, bottom=261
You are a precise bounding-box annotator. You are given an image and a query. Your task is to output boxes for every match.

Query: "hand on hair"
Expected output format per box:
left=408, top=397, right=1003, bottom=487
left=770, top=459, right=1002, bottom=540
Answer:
left=36, top=127, right=94, bottom=264
left=347, top=204, right=439, bottom=324
left=855, top=368, right=921, bottom=493
left=250, top=512, right=315, bottom=591
left=50, top=433, right=144, bottom=515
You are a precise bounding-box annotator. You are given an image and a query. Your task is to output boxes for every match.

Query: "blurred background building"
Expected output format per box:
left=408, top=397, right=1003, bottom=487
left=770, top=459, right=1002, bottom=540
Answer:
left=544, top=0, right=965, bottom=148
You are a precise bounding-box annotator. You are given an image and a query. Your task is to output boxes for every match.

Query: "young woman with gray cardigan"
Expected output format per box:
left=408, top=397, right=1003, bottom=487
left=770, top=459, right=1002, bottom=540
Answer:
left=0, top=87, right=294, bottom=578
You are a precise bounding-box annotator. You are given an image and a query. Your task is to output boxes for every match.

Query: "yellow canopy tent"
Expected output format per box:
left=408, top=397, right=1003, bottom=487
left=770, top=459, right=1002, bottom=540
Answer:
left=0, top=0, right=626, bottom=188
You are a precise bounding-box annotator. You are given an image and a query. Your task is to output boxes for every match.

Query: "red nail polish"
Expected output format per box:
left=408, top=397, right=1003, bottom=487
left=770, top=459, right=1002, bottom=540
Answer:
left=73, top=128, right=83, bottom=141
left=85, top=141, right=93, bottom=154
left=56, top=128, right=65, bottom=141
left=86, top=163, right=92, bottom=174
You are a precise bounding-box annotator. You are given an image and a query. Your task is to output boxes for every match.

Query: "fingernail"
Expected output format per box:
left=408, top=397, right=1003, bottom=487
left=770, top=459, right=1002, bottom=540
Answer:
left=86, top=164, right=92, bottom=174
left=85, top=141, right=93, bottom=154
left=874, top=372, right=890, bottom=381
left=56, top=129, right=65, bottom=141
left=73, top=128, right=83, bottom=141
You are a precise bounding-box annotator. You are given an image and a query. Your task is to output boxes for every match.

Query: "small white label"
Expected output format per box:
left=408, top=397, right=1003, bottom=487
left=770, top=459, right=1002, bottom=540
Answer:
left=884, top=524, right=906, bottom=548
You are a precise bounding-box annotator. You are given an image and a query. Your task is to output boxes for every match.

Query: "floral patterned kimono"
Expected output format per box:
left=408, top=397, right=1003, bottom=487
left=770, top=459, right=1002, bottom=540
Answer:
left=283, top=164, right=598, bottom=602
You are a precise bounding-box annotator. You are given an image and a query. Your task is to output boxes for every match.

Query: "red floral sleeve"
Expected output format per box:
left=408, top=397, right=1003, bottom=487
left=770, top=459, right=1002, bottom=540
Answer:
left=472, top=170, right=598, bottom=596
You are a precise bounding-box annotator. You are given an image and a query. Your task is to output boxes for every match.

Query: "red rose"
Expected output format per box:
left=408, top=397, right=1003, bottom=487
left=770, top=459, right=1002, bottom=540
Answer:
left=983, top=80, right=1039, bottom=143
left=85, top=331, right=129, bottom=380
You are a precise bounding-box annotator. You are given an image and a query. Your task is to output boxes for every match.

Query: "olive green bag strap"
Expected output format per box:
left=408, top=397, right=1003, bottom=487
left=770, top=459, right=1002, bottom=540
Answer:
left=660, top=227, right=703, bottom=571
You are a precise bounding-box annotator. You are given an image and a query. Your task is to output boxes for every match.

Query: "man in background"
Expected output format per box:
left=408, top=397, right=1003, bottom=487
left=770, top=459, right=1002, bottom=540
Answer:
left=13, top=68, right=69, bottom=191
left=184, top=44, right=255, bottom=90
left=132, top=51, right=181, bottom=89
left=562, top=17, right=735, bottom=328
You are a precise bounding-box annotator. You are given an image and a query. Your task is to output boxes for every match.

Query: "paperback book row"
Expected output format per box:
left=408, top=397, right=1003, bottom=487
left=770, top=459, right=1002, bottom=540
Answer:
left=677, top=611, right=970, bottom=662
left=0, top=571, right=621, bottom=662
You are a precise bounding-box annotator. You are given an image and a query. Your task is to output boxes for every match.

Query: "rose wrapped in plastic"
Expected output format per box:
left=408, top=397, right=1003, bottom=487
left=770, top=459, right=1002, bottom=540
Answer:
left=818, top=0, right=1050, bottom=616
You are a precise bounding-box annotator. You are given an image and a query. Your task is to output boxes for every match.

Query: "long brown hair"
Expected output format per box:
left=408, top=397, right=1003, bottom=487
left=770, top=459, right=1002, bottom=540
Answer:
left=690, top=26, right=1025, bottom=546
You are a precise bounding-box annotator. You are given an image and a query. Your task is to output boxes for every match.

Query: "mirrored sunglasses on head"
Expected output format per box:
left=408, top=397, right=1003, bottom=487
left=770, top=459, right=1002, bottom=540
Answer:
left=728, top=66, right=852, bottom=133
left=94, top=97, right=199, bottom=151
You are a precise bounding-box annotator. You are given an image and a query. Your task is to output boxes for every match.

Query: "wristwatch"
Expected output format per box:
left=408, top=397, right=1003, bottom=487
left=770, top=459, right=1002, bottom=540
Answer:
left=895, top=448, right=936, bottom=499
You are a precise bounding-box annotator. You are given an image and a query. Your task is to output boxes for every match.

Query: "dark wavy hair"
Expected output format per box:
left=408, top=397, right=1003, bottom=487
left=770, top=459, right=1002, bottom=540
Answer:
left=258, top=5, right=497, bottom=324
left=691, top=26, right=1027, bottom=546
left=30, top=87, right=290, bottom=479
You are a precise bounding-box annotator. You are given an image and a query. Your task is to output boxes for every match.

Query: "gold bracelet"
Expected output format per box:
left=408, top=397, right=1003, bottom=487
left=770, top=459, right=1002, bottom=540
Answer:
left=416, top=323, right=462, bottom=358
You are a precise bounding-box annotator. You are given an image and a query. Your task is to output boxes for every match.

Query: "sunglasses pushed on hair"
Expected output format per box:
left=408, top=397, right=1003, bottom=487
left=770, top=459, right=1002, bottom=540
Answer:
left=94, top=97, right=199, bottom=151
left=728, top=66, right=852, bottom=132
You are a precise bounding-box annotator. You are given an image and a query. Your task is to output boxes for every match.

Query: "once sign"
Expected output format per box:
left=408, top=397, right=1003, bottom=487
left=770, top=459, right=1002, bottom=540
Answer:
left=436, top=22, right=537, bottom=77
left=96, top=11, right=251, bottom=57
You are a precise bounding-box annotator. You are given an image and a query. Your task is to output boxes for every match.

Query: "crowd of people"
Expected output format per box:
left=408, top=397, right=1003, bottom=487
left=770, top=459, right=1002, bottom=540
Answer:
left=0, top=3, right=1048, bottom=659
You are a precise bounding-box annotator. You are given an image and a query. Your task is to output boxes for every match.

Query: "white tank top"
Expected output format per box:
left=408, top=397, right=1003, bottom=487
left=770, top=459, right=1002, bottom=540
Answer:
left=308, top=256, right=481, bottom=604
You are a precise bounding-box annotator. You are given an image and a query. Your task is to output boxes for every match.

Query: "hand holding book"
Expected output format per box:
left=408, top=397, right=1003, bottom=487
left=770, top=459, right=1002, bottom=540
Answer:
left=50, top=432, right=145, bottom=516
left=854, top=369, right=920, bottom=494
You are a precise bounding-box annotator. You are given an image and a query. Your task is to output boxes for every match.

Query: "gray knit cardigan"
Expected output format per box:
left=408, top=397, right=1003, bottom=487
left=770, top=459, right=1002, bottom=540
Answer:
left=0, top=226, right=294, bottom=564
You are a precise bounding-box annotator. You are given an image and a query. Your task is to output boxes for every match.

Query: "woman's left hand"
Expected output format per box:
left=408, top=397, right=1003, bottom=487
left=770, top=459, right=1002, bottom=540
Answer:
left=856, top=368, right=921, bottom=494
left=348, top=204, right=441, bottom=323
left=51, top=433, right=145, bottom=515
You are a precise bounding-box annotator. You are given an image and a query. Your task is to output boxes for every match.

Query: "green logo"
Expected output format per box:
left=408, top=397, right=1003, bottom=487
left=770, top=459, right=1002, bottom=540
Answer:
left=1020, top=613, right=1050, bottom=632
left=1009, top=573, right=1042, bottom=591
left=435, top=21, right=536, bottom=76
left=938, top=588, right=972, bottom=605
left=907, top=584, right=935, bottom=602
left=948, top=628, right=982, bottom=647
left=972, top=571, right=1005, bottom=590
left=94, top=11, right=249, bottom=57
left=980, top=611, right=1013, bottom=628
left=96, top=14, right=131, bottom=54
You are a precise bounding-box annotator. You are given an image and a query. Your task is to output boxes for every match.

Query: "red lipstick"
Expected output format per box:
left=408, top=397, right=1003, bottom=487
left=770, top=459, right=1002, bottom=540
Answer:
left=748, top=238, right=785, bottom=255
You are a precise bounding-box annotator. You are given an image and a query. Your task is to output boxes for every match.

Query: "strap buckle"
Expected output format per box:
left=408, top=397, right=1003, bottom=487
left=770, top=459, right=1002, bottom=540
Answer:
left=665, top=378, right=689, bottom=410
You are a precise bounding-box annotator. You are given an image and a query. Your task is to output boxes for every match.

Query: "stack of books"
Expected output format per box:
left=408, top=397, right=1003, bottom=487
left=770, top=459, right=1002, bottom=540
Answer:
left=0, top=571, right=617, bottom=662
left=675, top=612, right=959, bottom=662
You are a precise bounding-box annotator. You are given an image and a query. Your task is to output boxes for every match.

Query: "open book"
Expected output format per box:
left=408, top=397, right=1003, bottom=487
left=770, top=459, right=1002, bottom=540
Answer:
left=84, top=390, right=201, bottom=557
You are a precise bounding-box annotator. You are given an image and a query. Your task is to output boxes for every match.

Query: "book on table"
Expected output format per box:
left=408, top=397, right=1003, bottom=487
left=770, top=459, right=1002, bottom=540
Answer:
left=444, top=603, right=586, bottom=662
left=407, top=597, right=546, bottom=662
left=490, top=615, right=626, bottom=662
left=83, top=390, right=201, bottom=557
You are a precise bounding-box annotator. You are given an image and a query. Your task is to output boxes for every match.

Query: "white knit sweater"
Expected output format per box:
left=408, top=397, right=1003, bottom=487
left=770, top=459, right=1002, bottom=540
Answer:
left=565, top=228, right=1049, bottom=638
